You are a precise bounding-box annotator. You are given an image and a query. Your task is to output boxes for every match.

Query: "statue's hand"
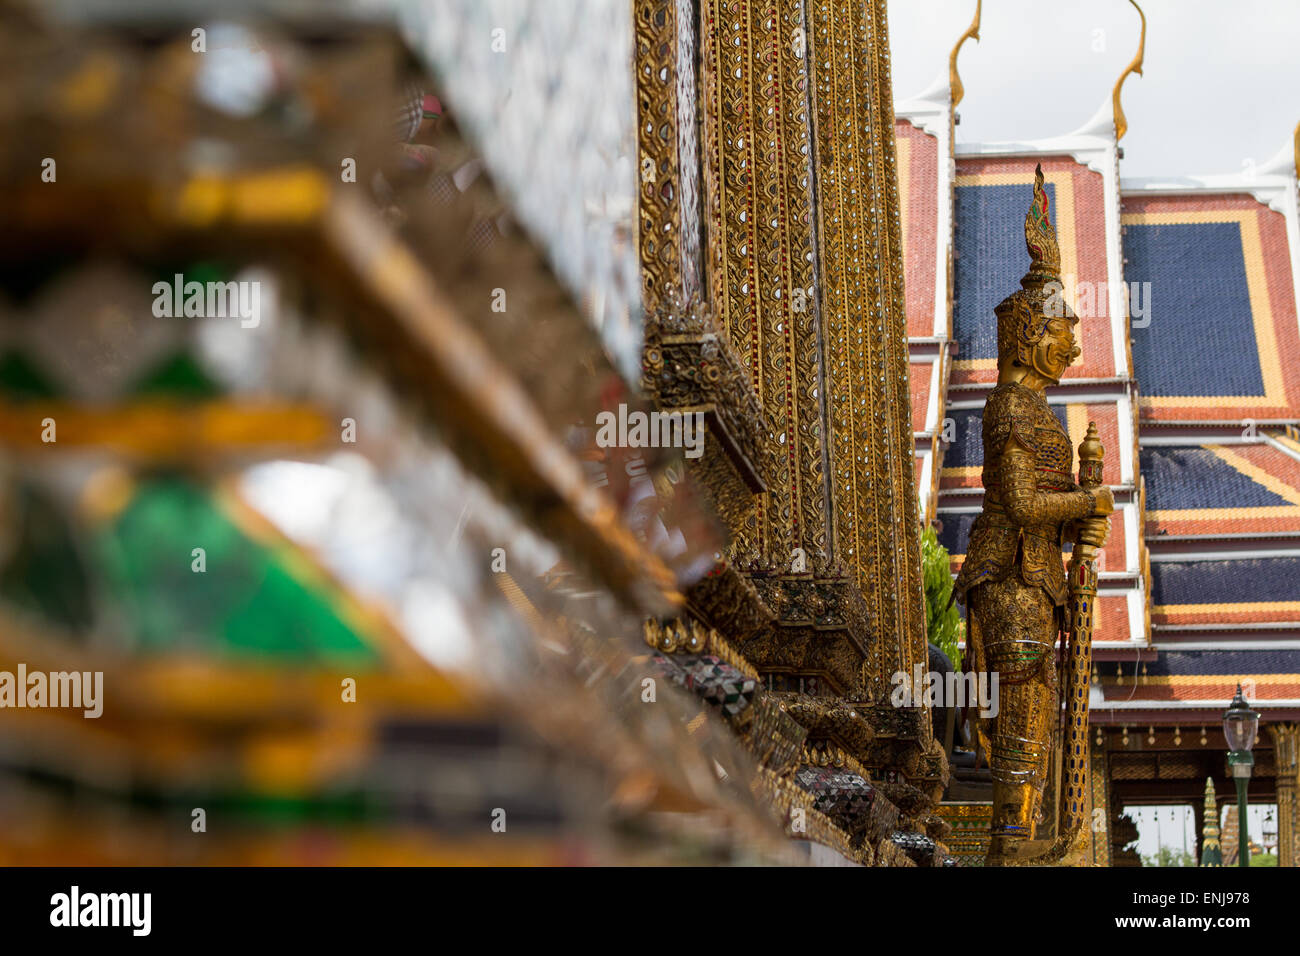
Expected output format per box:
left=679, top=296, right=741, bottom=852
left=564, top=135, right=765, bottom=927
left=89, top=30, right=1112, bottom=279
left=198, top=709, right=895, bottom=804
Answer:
left=1089, top=485, right=1114, bottom=516
left=1077, top=514, right=1109, bottom=549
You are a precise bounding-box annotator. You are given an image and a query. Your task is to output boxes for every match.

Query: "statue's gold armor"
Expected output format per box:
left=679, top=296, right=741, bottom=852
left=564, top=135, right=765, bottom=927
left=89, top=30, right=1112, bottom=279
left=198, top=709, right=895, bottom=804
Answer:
left=953, top=383, right=1092, bottom=837
left=951, top=166, right=1109, bottom=860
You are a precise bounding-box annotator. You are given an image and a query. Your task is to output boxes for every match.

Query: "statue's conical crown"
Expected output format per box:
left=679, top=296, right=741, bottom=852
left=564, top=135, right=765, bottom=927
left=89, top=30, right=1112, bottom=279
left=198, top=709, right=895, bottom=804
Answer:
left=1022, top=163, right=1061, bottom=283
left=995, top=164, right=1073, bottom=370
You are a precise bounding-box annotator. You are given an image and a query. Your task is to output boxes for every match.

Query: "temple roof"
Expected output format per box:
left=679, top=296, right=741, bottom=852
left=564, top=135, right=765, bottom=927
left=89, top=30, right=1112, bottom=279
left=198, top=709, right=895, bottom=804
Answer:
left=952, top=154, right=1122, bottom=386
left=1142, top=442, right=1300, bottom=536
left=1150, top=556, right=1300, bottom=627
left=1122, top=192, right=1300, bottom=423
left=1097, top=647, right=1300, bottom=708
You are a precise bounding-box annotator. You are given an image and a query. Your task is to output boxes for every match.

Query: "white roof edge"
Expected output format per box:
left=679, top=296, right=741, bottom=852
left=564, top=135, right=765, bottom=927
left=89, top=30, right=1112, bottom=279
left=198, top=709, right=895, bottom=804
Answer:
left=895, top=109, right=947, bottom=142
left=1120, top=137, right=1297, bottom=212
left=950, top=95, right=1117, bottom=175
left=955, top=134, right=1115, bottom=176
left=1258, top=136, right=1297, bottom=176
left=1120, top=173, right=1293, bottom=213
left=895, top=77, right=951, bottom=141
left=1146, top=641, right=1300, bottom=651
left=1070, top=94, right=1118, bottom=141
left=896, top=71, right=951, bottom=112
left=1096, top=699, right=1300, bottom=710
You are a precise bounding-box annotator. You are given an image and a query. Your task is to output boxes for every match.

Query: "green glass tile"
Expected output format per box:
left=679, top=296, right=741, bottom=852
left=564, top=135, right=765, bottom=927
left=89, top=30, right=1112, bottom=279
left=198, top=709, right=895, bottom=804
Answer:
left=129, top=351, right=223, bottom=399
left=96, top=477, right=378, bottom=664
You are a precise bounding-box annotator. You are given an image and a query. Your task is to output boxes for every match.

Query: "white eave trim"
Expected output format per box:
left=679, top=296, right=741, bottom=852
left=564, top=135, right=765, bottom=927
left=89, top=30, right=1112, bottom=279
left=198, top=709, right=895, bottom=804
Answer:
left=1148, top=546, right=1300, bottom=561
left=1148, top=640, right=1300, bottom=651
left=895, top=72, right=952, bottom=140
left=1095, top=698, right=1300, bottom=710
left=954, top=131, right=1116, bottom=177
left=1120, top=169, right=1294, bottom=216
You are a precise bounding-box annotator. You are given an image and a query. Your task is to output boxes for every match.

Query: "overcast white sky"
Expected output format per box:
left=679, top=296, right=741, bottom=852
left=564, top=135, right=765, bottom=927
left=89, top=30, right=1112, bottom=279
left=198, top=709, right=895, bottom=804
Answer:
left=888, top=0, right=1300, bottom=179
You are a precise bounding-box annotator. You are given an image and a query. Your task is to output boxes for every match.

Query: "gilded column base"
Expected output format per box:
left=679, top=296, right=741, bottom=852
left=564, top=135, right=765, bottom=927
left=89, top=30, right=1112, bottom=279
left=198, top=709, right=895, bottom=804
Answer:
left=743, top=575, right=872, bottom=698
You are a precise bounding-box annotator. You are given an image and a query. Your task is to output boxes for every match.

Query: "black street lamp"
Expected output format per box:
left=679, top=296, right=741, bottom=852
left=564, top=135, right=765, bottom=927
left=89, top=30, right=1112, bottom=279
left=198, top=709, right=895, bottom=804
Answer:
left=1223, top=683, right=1260, bottom=868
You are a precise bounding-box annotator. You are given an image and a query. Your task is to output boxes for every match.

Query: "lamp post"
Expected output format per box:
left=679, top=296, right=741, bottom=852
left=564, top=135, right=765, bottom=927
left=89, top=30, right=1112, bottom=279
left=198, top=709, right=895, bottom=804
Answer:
left=1223, top=684, right=1260, bottom=867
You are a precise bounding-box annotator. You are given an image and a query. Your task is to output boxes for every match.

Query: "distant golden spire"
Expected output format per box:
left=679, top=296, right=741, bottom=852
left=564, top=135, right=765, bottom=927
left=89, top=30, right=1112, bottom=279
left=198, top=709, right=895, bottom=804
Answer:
left=1112, top=0, right=1146, bottom=141
left=948, top=0, right=981, bottom=108
left=1200, top=777, right=1222, bottom=866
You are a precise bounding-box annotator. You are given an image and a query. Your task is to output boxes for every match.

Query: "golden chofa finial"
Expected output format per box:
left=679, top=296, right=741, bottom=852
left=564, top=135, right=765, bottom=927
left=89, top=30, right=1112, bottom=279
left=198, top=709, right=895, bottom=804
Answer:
left=948, top=0, right=981, bottom=108
left=1024, top=164, right=1061, bottom=279
left=1112, top=0, right=1147, bottom=141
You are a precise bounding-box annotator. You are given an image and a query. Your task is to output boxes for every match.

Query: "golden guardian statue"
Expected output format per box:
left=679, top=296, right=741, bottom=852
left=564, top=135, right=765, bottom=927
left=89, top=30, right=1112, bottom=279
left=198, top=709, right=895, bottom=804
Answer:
left=953, top=165, right=1113, bottom=865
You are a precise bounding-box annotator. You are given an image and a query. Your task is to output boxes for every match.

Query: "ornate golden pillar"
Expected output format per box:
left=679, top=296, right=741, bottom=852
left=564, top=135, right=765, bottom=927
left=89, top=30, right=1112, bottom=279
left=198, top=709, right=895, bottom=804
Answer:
left=635, top=0, right=703, bottom=309
left=699, top=0, right=832, bottom=573
left=804, top=0, right=927, bottom=692
left=1269, top=723, right=1300, bottom=867
left=635, top=0, right=771, bottom=592
left=692, top=0, right=924, bottom=705
left=694, top=0, right=873, bottom=702
left=636, top=0, right=928, bottom=777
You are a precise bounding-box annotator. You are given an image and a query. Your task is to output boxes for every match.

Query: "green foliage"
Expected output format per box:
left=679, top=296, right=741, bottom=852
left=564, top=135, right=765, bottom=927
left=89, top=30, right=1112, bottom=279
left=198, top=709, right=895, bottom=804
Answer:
left=1141, top=846, right=1197, bottom=867
left=921, top=525, right=963, bottom=671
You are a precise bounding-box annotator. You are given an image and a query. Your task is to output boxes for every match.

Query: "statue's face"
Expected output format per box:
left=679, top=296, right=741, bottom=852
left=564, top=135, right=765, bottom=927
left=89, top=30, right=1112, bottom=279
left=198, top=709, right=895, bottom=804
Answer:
left=1026, top=315, right=1079, bottom=384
